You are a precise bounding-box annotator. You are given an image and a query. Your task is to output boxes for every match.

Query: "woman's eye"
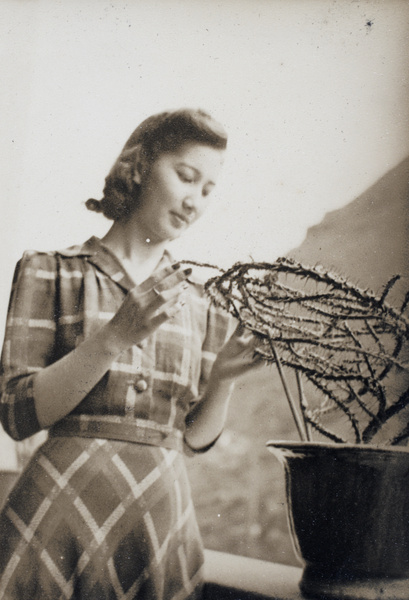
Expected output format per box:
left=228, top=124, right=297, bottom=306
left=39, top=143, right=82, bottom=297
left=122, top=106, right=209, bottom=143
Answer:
left=178, top=171, right=193, bottom=183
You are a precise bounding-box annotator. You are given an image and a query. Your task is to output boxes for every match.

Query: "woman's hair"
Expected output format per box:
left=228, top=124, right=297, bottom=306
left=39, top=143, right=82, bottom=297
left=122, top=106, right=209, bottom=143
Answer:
left=86, top=108, right=228, bottom=221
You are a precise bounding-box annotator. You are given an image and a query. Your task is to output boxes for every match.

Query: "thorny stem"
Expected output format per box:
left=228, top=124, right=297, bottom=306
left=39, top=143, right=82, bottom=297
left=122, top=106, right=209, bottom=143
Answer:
left=268, top=339, right=307, bottom=442
left=305, top=372, right=362, bottom=443
left=185, top=257, right=409, bottom=446
left=295, top=371, right=312, bottom=441
left=304, top=413, right=347, bottom=444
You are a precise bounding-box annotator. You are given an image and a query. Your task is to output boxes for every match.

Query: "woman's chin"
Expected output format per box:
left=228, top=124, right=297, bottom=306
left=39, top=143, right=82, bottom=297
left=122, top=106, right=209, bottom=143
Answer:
left=149, top=228, right=183, bottom=245
left=167, top=231, right=184, bottom=242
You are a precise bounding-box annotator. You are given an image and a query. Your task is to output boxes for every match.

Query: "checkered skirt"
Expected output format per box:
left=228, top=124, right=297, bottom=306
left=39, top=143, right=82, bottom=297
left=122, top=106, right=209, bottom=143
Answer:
left=0, top=435, right=204, bottom=600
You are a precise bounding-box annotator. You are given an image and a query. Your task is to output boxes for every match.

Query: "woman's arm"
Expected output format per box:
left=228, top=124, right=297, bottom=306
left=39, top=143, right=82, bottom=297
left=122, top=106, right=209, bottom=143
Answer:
left=34, top=264, right=190, bottom=428
left=0, top=255, right=190, bottom=438
left=184, top=325, right=262, bottom=450
left=33, top=320, right=128, bottom=428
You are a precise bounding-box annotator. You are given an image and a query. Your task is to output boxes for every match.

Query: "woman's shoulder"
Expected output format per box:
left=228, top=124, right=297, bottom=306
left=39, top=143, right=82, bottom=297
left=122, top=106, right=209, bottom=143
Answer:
left=15, top=239, right=94, bottom=279
left=15, top=248, right=58, bottom=275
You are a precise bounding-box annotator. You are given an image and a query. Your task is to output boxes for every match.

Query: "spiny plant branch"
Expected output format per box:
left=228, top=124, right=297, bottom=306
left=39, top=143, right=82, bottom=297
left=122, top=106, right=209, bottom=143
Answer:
left=303, top=412, right=347, bottom=444
left=295, top=371, right=312, bottom=441
left=267, top=338, right=308, bottom=442
left=183, top=257, right=409, bottom=446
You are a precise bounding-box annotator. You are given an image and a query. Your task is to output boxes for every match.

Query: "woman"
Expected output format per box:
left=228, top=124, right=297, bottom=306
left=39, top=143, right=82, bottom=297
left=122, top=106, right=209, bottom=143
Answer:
left=0, top=109, right=260, bottom=600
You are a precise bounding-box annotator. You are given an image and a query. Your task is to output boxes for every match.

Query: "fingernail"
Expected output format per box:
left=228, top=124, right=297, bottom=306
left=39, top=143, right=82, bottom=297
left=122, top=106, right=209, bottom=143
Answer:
left=182, top=282, right=189, bottom=290
left=183, top=267, right=192, bottom=276
left=172, top=262, right=181, bottom=270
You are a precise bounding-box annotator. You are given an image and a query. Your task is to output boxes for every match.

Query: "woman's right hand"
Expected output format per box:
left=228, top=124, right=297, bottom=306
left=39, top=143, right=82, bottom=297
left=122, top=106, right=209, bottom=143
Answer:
left=33, top=262, right=192, bottom=430
left=107, top=263, right=191, bottom=351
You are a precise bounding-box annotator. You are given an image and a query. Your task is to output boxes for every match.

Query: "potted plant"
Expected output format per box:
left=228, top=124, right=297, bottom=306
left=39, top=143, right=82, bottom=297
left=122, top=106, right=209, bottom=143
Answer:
left=202, top=257, right=409, bottom=600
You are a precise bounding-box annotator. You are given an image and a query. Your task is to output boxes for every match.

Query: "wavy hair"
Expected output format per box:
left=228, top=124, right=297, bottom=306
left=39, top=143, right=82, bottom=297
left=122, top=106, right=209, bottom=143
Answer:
left=86, top=108, right=228, bottom=221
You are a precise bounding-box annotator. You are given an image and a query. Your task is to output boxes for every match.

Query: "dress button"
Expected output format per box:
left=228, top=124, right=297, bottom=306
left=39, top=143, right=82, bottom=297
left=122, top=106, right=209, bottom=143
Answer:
left=134, top=379, right=148, bottom=393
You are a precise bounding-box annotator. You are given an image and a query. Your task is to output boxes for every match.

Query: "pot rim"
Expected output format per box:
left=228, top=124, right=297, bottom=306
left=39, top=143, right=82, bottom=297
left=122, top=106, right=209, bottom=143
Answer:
left=266, top=440, right=409, bottom=455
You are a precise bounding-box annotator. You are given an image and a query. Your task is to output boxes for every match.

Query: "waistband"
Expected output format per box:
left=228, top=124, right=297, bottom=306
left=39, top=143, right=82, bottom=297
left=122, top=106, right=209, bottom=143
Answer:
left=49, top=414, right=184, bottom=452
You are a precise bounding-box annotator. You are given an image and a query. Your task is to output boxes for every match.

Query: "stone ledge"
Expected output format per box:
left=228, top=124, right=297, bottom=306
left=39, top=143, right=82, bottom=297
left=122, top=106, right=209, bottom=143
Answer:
left=204, top=549, right=304, bottom=600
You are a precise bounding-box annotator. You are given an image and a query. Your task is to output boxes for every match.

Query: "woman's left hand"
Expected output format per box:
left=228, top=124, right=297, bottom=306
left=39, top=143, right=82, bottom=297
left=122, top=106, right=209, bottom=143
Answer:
left=211, top=323, right=264, bottom=383
left=185, top=323, right=264, bottom=450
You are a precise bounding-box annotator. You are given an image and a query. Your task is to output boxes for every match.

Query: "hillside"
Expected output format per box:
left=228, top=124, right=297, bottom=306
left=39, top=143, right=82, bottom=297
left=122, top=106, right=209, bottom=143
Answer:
left=289, top=156, right=409, bottom=302
left=187, top=156, right=409, bottom=565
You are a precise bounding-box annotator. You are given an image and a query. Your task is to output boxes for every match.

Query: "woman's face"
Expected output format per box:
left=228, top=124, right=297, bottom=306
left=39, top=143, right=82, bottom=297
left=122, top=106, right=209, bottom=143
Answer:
left=132, top=142, right=225, bottom=243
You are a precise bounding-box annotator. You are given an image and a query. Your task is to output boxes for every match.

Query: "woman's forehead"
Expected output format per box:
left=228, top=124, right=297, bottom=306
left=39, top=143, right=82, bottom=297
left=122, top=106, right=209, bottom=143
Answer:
left=167, top=142, right=225, bottom=167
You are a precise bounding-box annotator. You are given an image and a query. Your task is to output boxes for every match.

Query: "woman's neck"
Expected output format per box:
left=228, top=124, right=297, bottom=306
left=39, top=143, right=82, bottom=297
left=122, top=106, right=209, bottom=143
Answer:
left=101, top=220, right=168, bottom=285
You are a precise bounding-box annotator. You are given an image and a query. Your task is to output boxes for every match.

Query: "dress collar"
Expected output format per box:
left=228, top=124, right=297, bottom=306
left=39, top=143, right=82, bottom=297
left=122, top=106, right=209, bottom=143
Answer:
left=57, top=236, right=173, bottom=292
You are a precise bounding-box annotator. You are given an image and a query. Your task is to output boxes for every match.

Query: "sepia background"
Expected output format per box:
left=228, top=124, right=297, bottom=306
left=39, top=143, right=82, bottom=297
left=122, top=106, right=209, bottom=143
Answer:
left=1, top=0, right=408, bottom=565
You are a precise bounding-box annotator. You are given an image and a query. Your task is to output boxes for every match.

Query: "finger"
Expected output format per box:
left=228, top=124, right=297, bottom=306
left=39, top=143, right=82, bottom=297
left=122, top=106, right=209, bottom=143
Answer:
left=138, top=263, right=179, bottom=292
left=236, top=343, right=265, bottom=365
left=147, top=296, right=186, bottom=330
left=224, top=330, right=261, bottom=361
left=157, top=267, right=192, bottom=292
left=230, top=324, right=255, bottom=345
left=241, top=334, right=262, bottom=355
left=149, top=270, right=191, bottom=298
left=139, top=264, right=191, bottom=292
left=237, top=329, right=254, bottom=341
left=146, top=281, right=188, bottom=313
left=234, top=322, right=257, bottom=340
left=235, top=322, right=246, bottom=336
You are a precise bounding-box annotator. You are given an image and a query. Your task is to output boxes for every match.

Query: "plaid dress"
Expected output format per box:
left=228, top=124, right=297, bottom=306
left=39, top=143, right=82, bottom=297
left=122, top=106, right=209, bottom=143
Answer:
left=0, top=237, right=231, bottom=600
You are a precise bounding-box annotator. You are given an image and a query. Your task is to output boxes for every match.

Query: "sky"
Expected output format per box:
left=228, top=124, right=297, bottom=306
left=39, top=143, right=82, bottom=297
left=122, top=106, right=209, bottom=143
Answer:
left=1, top=0, right=409, bottom=320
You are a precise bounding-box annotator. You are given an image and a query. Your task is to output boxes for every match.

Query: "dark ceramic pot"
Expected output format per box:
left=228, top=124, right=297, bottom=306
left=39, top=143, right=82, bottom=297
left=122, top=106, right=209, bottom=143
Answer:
left=267, top=441, right=409, bottom=600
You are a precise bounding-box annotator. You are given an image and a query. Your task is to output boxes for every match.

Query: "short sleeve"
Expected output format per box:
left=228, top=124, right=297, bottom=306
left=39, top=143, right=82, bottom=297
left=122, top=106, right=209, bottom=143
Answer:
left=0, top=252, right=58, bottom=440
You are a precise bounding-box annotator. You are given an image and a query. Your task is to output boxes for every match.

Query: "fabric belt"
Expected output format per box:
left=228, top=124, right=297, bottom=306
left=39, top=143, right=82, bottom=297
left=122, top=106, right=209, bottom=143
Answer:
left=49, top=415, right=184, bottom=452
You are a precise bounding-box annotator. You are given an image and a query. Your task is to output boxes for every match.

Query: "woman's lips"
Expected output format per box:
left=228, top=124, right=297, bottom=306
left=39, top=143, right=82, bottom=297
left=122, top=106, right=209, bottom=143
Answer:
left=170, top=212, right=189, bottom=227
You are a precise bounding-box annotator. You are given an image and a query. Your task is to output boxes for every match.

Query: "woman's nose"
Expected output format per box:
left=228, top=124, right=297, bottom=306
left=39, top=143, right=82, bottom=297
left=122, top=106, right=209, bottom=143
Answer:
left=182, top=196, right=196, bottom=212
